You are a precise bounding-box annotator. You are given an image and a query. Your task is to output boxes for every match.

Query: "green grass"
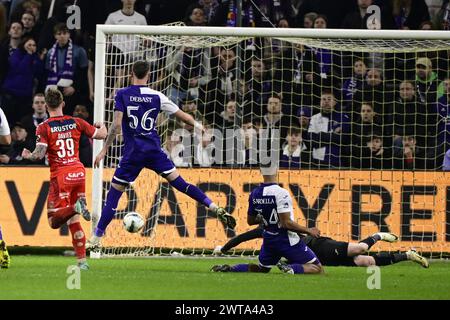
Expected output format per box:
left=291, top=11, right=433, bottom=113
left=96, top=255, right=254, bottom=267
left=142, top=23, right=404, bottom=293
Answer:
left=1, top=256, right=449, bottom=300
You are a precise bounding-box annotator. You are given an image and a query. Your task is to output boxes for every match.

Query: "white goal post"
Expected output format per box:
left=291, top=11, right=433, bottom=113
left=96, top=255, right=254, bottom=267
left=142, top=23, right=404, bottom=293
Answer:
left=93, top=25, right=450, bottom=257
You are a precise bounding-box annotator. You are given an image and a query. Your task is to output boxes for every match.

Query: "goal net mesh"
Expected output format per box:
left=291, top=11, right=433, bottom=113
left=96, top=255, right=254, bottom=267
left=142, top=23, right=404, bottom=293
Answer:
left=95, top=25, right=450, bottom=258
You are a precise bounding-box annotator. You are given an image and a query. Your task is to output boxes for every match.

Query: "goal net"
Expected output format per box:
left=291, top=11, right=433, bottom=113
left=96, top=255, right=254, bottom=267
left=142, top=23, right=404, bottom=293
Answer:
left=93, top=25, right=450, bottom=258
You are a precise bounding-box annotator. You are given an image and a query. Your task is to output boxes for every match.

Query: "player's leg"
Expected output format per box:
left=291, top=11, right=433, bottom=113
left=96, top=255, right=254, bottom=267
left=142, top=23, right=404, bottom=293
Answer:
left=211, top=241, right=275, bottom=273
left=47, top=176, right=89, bottom=229
left=0, top=225, right=10, bottom=269
left=88, top=182, right=126, bottom=247
left=347, top=242, right=369, bottom=256
left=371, top=250, right=428, bottom=268
left=278, top=240, right=323, bottom=274
left=211, top=263, right=270, bottom=273
left=67, top=215, right=89, bottom=270
left=353, top=255, right=377, bottom=267
left=89, top=160, right=143, bottom=247
left=67, top=183, right=89, bottom=269
left=215, top=226, right=264, bottom=255
left=357, top=232, right=398, bottom=254
left=164, top=169, right=236, bottom=229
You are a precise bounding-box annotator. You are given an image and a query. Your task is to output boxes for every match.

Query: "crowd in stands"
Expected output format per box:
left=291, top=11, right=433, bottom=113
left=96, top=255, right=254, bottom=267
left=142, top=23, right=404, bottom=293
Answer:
left=0, top=0, right=449, bottom=171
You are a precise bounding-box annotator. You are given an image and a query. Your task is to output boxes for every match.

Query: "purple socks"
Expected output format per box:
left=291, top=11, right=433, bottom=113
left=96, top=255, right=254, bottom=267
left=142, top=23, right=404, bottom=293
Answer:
left=169, top=176, right=212, bottom=208
left=95, top=186, right=123, bottom=237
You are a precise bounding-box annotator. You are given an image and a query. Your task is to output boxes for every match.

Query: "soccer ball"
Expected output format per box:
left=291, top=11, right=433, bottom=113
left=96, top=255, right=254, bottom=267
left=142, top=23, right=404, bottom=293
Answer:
left=123, top=212, right=145, bottom=233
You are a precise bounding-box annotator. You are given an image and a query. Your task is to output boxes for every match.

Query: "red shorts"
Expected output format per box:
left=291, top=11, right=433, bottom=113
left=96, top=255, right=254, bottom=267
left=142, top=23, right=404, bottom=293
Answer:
left=47, top=168, right=86, bottom=217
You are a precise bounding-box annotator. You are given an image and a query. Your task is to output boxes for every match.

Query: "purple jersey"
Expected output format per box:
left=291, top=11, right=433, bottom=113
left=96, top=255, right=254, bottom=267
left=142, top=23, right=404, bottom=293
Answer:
left=248, top=183, right=299, bottom=243
left=249, top=183, right=319, bottom=267
left=114, top=85, right=179, bottom=155
left=444, top=149, right=450, bottom=171
left=111, top=85, right=180, bottom=185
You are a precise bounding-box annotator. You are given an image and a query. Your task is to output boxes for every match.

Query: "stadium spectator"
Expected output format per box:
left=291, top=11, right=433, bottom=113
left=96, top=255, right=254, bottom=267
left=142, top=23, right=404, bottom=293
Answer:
left=392, top=0, right=431, bottom=29
left=213, top=0, right=291, bottom=28
left=353, top=68, right=394, bottom=125
left=0, top=3, right=6, bottom=43
left=201, top=47, right=237, bottom=123
left=350, top=102, right=385, bottom=168
left=195, top=126, right=215, bottom=167
left=185, top=0, right=220, bottom=26
left=0, top=106, right=11, bottom=156
left=262, top=93, right=291, bottom=139
left=177, top=94, right=205, bottom=132
left=280, top=127, right=311, bottom=169
left=303, top=12, right=318, bottom=28
left=242, top=57, right=272, bottom=116
left=184, top=6, right=207, bottom=27
left=21, top=11, right=39, bottom=39
left=295, top=0, right=354, bottom=28
left=308, top=90, right=351, bottom=168
left=104, top=0, right=147, bottom=93
left=45, top=23, right=89, bottom=116
left=1, top=36, right=45, bottom=125
left=73, top=104, right=93, bottom=167
left=393, top=80, right=432, bottom=149
left=10, top=0, right=43, bottom=25
left=443, top=149, right=450, bottom=170
left=415, top=57, right=442, bottom=105
left=341, top=0, right=395, bottom=29
left=0, top=122, right=35, bottom=165
left=274, top=43, right=314, bottom=107
left=313, top=14, right=328, bottom=28
left=238, top=116, right=258, bottom=166
left=360, top=135, right=393, bottom=169
left=342, top=58, right=367, bottom=110
left=419, top=20, right=434, bottom=29
left=0, top=21, right=24, bottom=86
left=164, top=129, right=188, bottom=168
left=296, top=106, right=312, bottom=128
left=435, top=76, right=450, bottom=167
left=426, top=0, right=445, bottom=22
left=437, top=0, right=450, bottom=30
left=217, top=98, right=237, bottom=130
left=19, top=92, right=47, bottom=148
left=166, top=45, right=212, bottom=105
left=394, top=135, right=429, bottom=170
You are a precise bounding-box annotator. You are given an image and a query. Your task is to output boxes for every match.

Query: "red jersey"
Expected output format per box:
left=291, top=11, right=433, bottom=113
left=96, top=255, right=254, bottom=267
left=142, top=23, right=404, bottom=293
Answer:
left=36, top=115, right=97, bottom=177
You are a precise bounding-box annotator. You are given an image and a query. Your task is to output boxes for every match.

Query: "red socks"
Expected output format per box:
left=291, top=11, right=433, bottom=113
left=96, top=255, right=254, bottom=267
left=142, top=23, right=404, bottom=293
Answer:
left=49, top=207, right=78, bottom=229
left=68, top=222, right=86, bottom=260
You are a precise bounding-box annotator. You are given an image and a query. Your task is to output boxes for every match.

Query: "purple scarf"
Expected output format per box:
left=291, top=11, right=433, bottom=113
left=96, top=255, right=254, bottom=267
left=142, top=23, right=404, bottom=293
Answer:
left=47, top=39, right=74, bottom=87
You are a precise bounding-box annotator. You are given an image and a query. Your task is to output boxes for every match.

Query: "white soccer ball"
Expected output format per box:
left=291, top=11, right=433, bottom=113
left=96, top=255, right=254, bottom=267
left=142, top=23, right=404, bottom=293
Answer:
left=123, top=212, right=145, bottom=233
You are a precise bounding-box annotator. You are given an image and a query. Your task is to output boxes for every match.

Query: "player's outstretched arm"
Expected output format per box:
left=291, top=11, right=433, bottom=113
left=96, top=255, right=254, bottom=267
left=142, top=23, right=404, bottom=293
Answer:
left=278, top=212, right=321, bottom=238
left=94, top=111, right=122, bottom=168
left=173, top=110, right=204, bottom=133
left=22, top=144, right=47, bottom=161
left=92, top=122, right=108, bottom=140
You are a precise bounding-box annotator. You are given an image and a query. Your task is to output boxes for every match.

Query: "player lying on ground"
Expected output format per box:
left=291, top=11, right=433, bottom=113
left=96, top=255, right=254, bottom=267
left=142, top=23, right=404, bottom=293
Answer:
left=214, top=226, right=429, bottom=268
left=88, top=60, right=235, bottom=249
left=0, top=107, right=11, bottom=269
left=22, top=89, right=107, bottom=270
left=212, top=167, right=323, bottom=274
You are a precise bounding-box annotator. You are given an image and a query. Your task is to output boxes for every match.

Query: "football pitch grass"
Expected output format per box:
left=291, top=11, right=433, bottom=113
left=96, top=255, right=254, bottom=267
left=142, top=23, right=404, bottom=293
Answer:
left=1, top=256, right=449, bottom=300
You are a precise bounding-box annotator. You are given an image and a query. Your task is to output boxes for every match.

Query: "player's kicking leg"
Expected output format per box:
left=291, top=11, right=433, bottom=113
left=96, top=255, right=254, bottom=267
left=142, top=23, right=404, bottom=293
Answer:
left=164, top=170, right=236, bottom=229
left=0, top=226, right=10, bottom=269
left=47, top=180, right=91, bottom=230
